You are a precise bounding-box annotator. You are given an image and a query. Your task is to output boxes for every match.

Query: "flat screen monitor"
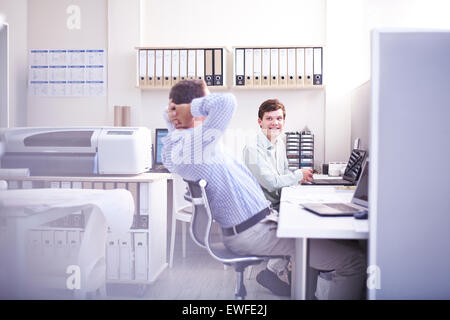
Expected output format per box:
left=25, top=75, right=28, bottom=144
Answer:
left=154, top=128, right=168, bottom=166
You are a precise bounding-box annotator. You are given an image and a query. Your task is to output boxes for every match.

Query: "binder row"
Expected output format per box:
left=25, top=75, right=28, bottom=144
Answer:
left=26, top=229, right=150, bottom=281
left=106, top=232, right=149, bottom=281
left=286, top=130, right=315, bottom=170
left=235, top=47, right=323, bottom=87
left=138, top=48, right=225, bottom=87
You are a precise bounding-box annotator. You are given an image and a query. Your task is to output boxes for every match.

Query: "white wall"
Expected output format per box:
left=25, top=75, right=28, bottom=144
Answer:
left=27, top=0, right=109, bottom=126
left=0, top=0, right=27, bottom=127
left=140, top=0, right=326, bottom=164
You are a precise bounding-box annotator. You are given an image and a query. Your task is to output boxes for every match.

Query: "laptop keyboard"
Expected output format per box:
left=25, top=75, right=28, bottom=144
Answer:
left=325, top=203, right=360, bottom=212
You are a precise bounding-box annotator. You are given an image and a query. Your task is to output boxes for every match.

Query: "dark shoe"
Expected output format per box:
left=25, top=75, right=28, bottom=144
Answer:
left=256, top=268, right=291, bottom=297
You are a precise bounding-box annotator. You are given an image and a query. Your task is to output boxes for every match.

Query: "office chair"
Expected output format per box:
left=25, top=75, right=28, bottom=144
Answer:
left=184, top=178, right=285, bottom=300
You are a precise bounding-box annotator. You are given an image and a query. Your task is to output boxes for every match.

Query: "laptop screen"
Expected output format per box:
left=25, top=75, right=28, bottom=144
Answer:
left=352, top=160, right=369, bottom=207
left=154, top=128, right=168, bottom=165
left=343, top=149, right=367, bottom=182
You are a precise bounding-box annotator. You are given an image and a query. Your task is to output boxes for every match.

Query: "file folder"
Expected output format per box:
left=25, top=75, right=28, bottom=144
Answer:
left=287, top=48, right=296, bottom=86
left=244, top=48, right=253, bottom=86
left=155, top=50, right=163, bottom=86
left=139, top=183, right=149, bottom=215
left=42, top=230, right=55, bottom=264
left=179, top=49, right=187, bottom=81
left=187, top=50, right=196, bottom=80
left=28, top=231, right=43, bottom=270
left=138, top=50, right=147, bottom=86
left=235, top=48, right=245, bottom=86
left=253, top=48, right=262, bottom=86
left=213, top=48, right=223, bottom=86
left=196, top=49, right=204, bottom=81
left=54, top=230, right=67, bottom=259
left=305, top=48, right=314, bottom=85
left=106, top=233, right=120, bottom=280
left=313, top=47, right=323, bottom=85
left=119, top=233, right=134, bottom=280
left=296, top=48, right=305, bottom=86
left=67, top=230, right=80, bottom=265
left=147, top=50, right=155, bottom=86
left=171, top=49, right=180, bottom=85
left=279, top=48, right=288, bottom=86
left=134, top=233, right=148, bottom=280
left=262, top=48, right=271, bottom=86
left=163, top=50, right=172, bottom=87
left=72, top=181, right=82, bottom=189
left=204, top=49, right=214, bottom=86
left=270, top=48, right=279, bottom=86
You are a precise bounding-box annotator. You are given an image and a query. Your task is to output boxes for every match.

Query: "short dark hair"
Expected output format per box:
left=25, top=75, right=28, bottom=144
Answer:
left=258, top=99, right=286, bottom=119
left=169, top=80, right=206, bottom=104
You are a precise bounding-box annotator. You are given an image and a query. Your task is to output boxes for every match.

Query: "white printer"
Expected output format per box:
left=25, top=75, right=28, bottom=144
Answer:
left=0, top=127, right=152, bottom=176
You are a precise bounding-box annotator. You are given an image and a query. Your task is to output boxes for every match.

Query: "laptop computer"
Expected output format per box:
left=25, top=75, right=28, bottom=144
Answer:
left=303, top=149, right=367, bottom=186
left=149, top=128, right=170, bottom=173
left=301, top=159, right=369, bottom=217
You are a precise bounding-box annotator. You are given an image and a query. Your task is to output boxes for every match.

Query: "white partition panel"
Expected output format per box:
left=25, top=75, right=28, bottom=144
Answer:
left=369, top=29, right=450, bottom=299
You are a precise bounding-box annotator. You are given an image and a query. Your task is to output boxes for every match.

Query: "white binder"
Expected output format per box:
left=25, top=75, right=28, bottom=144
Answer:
left=133, top=233, right=148, bottom=280
left=42, top=230, right=55, bottom=264
left=262, top=48, right=270, bottom=86
left=296, top=48, right=305, bottom=86
left=138, top=50, right=146, bottom=86
left=163, top=50, right=172, bottom=87
left=67, top=230, right=81, bottom=265
left=54, top=230, right=67, bottom=259
left=196, top=49, right=204, bottom=81
left=279, top=48, right=288, bottom=86
left=61, top=181, right=71, bottom=189
left=179, top=49, right=187, bottom=81
left=235, top=48, right=245, bottom=86
left=187, top=50, right=196, bottom=80
left=147, top=50, right=155, bottom=86
left=253, top=48, right=262, bottom=86
left=244, top=48, right=253, bottom=86
left=270, top=48, right=279, bottom=86
left=171, top=49, right=180, bottom=85
left=106, top=233, right=120, bottom=280
left=27, top=230, right=43, bottom=270
left=287, top=48, right=296, bottom=86
left=72, top=181, right=82, bottom=189
left=305, top=48, right=314, bottom=85
left=313, top=47, right=323, bottom=85
left=155, top=50, right=163, bottom=86
left=119, top=233, right=134, bottom=280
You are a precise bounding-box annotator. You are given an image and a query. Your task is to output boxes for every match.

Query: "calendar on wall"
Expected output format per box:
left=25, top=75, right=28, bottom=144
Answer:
left=28, top=49, right=107, bottom=97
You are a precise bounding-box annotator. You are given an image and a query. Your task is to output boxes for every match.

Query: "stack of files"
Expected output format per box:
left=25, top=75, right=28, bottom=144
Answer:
left=137, top=47, right=225, bottom=88
left=285, top=132, right=301, bottom=171
left=300, top=130, right=314, bottom=170
left=234, top=46, right=323, bottom=87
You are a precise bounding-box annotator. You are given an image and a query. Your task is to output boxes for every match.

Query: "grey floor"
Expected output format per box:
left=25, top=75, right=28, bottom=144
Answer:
left=106, top=235, right=288, bottom=300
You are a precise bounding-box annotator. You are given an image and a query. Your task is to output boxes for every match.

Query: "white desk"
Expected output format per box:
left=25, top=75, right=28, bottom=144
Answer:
left=277, top=178, right=369, bottom=300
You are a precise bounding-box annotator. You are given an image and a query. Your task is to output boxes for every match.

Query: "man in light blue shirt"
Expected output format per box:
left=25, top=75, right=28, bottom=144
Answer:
left=243, top=99, right=313, bottom=211
left=162, top=80, right=294, bottom=296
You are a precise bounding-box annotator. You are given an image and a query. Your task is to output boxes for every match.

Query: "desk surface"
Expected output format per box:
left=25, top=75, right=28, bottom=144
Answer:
left=0, top=172, right=172, bottom=182
left=277, top=183, right=369, bottom=240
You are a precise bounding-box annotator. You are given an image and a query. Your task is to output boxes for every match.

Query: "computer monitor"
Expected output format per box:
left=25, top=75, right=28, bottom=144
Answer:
left=154, top=128, right=168, bottom=166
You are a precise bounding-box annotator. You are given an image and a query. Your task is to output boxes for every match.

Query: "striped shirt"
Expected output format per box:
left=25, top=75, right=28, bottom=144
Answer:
left=161, top=93, right=269, bottom=228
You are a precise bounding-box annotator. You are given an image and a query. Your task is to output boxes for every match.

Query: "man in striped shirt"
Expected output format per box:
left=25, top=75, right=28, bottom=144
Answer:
left=161, top=80, right=293, bottom=296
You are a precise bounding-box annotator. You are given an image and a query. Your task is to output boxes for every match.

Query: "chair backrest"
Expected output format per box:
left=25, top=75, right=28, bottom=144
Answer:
left=184, top=178, right=267, bottom=265
left=172, top=173, right=191, bottom=210
left=183, top=179, right=212, bottom=249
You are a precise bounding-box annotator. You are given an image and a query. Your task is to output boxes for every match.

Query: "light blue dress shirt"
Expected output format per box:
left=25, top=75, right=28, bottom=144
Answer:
left=161, top=93, right=269, bottom=228
left=242, top=131, right=303, bottom=210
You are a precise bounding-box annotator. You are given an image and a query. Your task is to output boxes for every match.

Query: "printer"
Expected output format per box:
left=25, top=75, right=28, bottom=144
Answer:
left=0, top=127, right=153, bottom=176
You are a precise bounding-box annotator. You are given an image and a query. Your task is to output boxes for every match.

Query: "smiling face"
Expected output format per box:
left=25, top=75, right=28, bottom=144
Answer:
left=258, top=109, right=285, bottom=142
